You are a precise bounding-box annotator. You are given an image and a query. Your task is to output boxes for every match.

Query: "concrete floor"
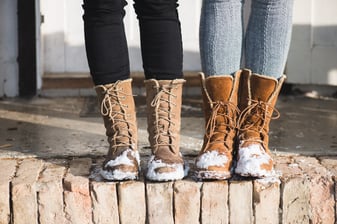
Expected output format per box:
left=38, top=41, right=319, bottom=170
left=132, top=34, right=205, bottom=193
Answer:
left=0, top=94, right=336, bottom=159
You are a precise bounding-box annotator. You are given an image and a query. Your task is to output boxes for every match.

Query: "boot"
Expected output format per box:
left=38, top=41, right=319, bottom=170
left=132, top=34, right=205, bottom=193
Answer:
left=144, top=79, right=187, bottom=181
left=195, top=72, right=241, bottom=179
left=235, top=69, right=285, bottom=177
left=95, top=79, right=139, bottom=180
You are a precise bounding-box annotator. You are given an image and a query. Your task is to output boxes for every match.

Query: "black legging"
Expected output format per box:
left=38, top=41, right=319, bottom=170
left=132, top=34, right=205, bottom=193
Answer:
left=83, top=0, right=183, bottom=85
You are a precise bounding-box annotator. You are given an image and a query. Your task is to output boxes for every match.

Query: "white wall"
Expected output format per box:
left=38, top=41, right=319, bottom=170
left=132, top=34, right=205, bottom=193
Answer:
left=287, top=0, right=337, bottom=85
left=40, top=0, right=202, bottom=73
left=0, top=0, right=18, bottom=97
left=1, top=0, right=336, bottom=97
left=40, top=0, right=337, bottom=85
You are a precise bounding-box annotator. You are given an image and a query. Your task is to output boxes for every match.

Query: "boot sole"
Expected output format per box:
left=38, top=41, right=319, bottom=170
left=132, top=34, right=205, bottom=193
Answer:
left=194, top=170, right=231, bottom=180
left=146, top=171, right=185, bottom=182
left=146, top=166, right=186, bottom=181
left=100, top=169, right=139, bottom=181
left=234, top=169, right=274, bottom=179
left=146, top=156, right=189, bottom=181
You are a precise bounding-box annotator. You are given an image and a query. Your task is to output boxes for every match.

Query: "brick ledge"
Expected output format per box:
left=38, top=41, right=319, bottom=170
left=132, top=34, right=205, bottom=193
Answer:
left=1, top=155, right=336, bottom=224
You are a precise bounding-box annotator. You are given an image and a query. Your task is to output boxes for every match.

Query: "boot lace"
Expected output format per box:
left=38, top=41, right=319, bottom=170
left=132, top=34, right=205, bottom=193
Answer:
left=100, top=82, right=135, bottom=152
left=151, top=83, right=177, bottom=154
left=203, top=101, right=239, bottom=151
left=237, top=99, right=280, bottom=147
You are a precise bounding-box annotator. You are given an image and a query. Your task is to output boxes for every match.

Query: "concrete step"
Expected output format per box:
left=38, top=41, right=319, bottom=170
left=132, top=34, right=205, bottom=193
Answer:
left=41, top=72, right=202, bottom=97
left=1, top=155, right=336, bottom=224
left=40, top=72, right=337, bottom=98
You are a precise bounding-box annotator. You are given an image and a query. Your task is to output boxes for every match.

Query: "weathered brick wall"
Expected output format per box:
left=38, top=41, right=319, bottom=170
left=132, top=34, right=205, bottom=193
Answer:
left=0, top=156, right=336, bottom=224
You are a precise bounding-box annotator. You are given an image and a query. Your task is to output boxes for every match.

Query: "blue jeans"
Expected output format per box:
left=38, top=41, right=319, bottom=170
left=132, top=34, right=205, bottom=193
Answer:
left=199, top=0, right=294, bottom=78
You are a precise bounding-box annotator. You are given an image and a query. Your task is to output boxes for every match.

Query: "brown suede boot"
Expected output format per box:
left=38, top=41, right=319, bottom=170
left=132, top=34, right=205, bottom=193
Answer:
left=144, top=79, right=187, bottom=181
left=235, top=69, right=285, bottom=177
left=95, top=79, right=139, bottom=180
left=195, top=72, right=241, bottom=179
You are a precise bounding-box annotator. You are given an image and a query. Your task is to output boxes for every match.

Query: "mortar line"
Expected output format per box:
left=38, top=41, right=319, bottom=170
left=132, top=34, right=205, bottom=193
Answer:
left=116, top=182, right=122, bottom=224
left=144, top=175, right=149, bottom=224
left=62, top=159, right=71, bottom=223
left=89, top=182, right=96, bottom=224
left=36, top=161, right=48, bottom=224
left=279, top=180, right=284, bottom=224
left=199, top=182, right=204, bottom=224
left=226, top=181, right=230, bottom=224
left=36, top=191, right=41, bottom=224
left=9, top=159, right=20, bottom=224
left=252, top=181, right=256, bottom=224
left=9, top=181, right=13, bottom=224
left=172, top=181, right=176, bottom=224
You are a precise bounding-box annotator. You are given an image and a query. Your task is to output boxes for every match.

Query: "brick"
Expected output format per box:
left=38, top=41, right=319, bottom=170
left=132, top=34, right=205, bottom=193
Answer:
left=229, top=181, right=253, bottom=224
left=320, top=157, right=337, bottom=222
left=308, top=176, right=335, bottom=224
left=320, top=156, right=337, bottom=222
left=274, top=155, right=303, bottom=180
left=281, top=177, right=310, bottom=223
left=64, top=158, right=92, bottom=224
left=277, top=156, right=336, bottom=223
left=173, top=180, right=201, bottom=224
left=201, top=181, right=229, bottom=224
left=320, top=156, right=337, bottom=179
left=295, top=157, right=335, bottom=224
left=12, top=159, right=43, bottom=224
left=118, top=181, right=146, bottom=224
left=0, top=159, right=17, bottom=224
left=37, top=160, right=67, bottom=224
left=91, top=182, right=119, bottom=224
left=253, top=181, right=280, bottom=224
left=146, top=182, right=174, bottom=224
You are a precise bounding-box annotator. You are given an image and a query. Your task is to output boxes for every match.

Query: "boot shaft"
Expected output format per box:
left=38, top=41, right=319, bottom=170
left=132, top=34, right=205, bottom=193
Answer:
left=201, top=71, right=241, bottom=123
left=145, top=79, right=185, bottom=156
left=238, top=70, right=285, bottom=110
left=238, top=69, right=286, bottom=149
left=199, top=72, right=241, bottom=153
left=95, top=79, right=137, bottom=152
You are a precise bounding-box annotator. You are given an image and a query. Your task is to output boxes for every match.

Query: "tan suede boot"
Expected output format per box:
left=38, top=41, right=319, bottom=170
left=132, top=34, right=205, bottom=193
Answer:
left=144, top=79, right=187, bottom=181
left=195, top=72, right=241, bottom=179
left=95, top=79, right=139, bottom=180
left=235, top=69, right=285, bottom=177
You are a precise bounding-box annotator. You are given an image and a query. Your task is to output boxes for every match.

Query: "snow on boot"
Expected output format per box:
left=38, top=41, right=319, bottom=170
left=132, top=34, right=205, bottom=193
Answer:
left=145, top=79, right=187, bottom=181
left=95, top=79, right=139, bottom=180
left=195, top=72, right=241, bottom=179
left=235, top=69, right=285, bottom=178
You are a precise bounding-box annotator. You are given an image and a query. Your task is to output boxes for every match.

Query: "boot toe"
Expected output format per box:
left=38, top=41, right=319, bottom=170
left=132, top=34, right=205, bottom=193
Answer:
left=194, top=169, right=231, bottom=180
left=100, top=166, right=138, bottom=180
left=195, top=150, right=232, bottom=180
left=101, top=149, right=140, bottom=180
left=146, top=156, right=187, bottom=181
left=235, top=144, right=274, bottom=178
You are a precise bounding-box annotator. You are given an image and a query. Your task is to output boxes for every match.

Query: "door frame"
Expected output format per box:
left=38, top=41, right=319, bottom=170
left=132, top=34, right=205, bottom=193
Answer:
left=17, top=0, right=40, bottom=97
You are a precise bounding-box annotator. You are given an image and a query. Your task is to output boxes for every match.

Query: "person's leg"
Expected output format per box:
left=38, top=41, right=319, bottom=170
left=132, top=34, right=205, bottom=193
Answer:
left=235, top=0, right=294, bottom=178
left=83, top=0, right=130, bottom=85
left=133, top=0, right=183, bottom=80
left=195, top=0, right=243, bottom=179
left=245, top=0, right=294, bottom=78
left=83, top=0, right=139, bottom=180
left=199, top=0, right=244, bottom=76
left=134, top=0, right=186, bottom=181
